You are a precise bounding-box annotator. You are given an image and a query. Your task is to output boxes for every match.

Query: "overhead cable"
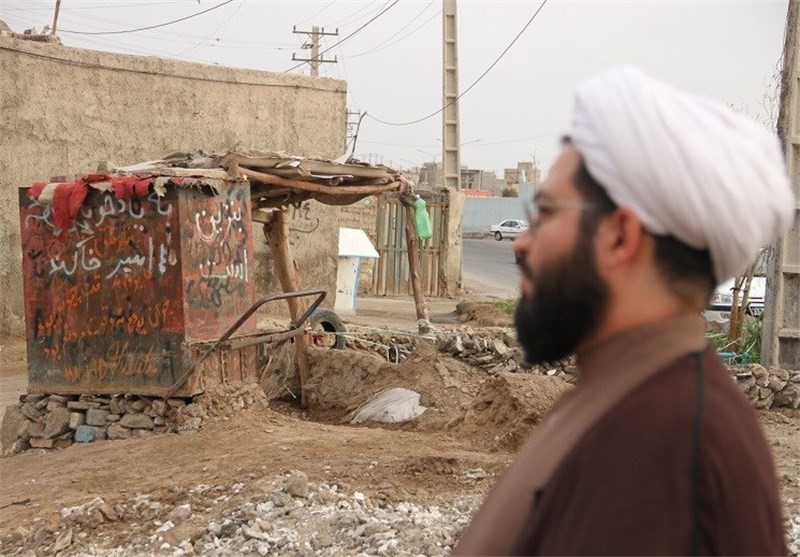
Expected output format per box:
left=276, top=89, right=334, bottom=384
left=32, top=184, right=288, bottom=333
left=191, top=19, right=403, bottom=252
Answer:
left=58, top=0, right=235, bottom=36
left=295, top=0, right=338, bottom=27
left=366, top=0, right=548, bottom=127
left=347, top=0, right=435, bottom=58
left=285, top=0, right=400, bottom=73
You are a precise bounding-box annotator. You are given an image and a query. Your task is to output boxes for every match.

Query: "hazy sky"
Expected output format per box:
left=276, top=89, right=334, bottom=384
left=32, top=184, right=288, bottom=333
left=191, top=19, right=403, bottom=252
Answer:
left=0, top=0, right=790, bottom=175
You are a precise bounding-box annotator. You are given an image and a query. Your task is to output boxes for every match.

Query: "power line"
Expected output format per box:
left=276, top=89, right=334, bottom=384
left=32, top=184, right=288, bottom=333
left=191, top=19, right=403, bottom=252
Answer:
left=285, top=0, right=400, bottom=73
left=176, top=0, right=245, bottom=57
left=58, top=0, right=235, bottom=36
left=323, top=1, right=387, bottom=29
left=347, top=0, right=435, bottom=58
left=366, top=0, right=549, bottom=127
left=349, top=7, right=440, bottom=59
left=295, top=0, right=338, bottom=27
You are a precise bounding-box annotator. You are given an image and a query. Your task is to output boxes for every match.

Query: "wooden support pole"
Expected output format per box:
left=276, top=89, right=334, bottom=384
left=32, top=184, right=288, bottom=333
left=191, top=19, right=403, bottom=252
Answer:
left=404, top=206, right=430, bottom=334
left=264, top=209, right=313, bottom=407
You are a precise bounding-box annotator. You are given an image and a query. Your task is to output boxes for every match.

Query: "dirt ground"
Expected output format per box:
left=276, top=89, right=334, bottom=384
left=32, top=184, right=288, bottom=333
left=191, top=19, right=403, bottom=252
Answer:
left=1, top=307, right=799, bottom=555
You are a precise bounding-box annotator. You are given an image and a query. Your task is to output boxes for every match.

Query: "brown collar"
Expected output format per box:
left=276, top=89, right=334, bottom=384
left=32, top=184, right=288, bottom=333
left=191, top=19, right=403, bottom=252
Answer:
left=576, top=313, right=708, bottom=387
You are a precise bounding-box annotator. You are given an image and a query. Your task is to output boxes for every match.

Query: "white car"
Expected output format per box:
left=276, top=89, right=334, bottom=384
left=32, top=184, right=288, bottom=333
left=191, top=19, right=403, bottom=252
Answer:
left=490, top=219, right=528, bottom=241
left=705, top=276, right=767, bottom=323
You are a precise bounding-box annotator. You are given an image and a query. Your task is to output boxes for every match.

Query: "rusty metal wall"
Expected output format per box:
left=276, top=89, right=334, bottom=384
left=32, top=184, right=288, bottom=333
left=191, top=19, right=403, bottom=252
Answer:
left=19, top=181, right=256, bottom=397
left=372, top=192, right=448, bottom=297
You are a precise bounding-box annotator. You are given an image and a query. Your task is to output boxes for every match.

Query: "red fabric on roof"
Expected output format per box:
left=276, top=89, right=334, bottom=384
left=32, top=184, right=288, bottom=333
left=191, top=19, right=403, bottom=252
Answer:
left=112, top=175, right=153, bottom=200
left=52, top=182, right=89, bottom=236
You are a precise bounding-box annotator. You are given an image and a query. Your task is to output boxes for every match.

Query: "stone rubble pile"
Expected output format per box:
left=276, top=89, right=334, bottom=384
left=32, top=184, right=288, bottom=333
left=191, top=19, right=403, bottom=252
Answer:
left=345, top=329, right=800, bottom=408
left=2, top=471, right=798, bottom=557
left=731, top=364, right=800, bottom=410
left=0, top=472, right=484, bottom=557
left=0, top=383, right=267, bottom=456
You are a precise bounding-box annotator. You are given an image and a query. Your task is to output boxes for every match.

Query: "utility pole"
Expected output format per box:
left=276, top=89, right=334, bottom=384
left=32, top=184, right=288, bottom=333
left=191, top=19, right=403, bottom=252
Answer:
left=51, top=0, right=62, bottom=35
left=442, top=0, right=461, bottom=190
left=292, top=25, right=338, bottom=77
left=763, top=0, right=800, bottom=369
left=346, top=109, right=361, bottom=147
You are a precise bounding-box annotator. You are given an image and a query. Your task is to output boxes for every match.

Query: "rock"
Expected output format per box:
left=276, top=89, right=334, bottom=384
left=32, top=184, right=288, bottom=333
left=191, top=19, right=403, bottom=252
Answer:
left=773, top=384, right=800, bottom=409
left=54, top=528, right=72, bottom=552
left=49, top=395, right=69, bottom=403
left=20, top=402, right=43, bottom=422
left=167, top=504, right=192, bottom=524
left=106, top=414, right=121, bottom=422
left=69, top=412, right=85, bottom=430
left=98, top=502, right=118, bottom=522
left=67, top=401, right=101, bottom=411
left=767, top=368, right=790, bottom=391
left=132, top=429, right=154, bottom=438
left=150, top=399, right=167, bottom=417
left=154, top=416, right=166, bottom=426
left=130, top=399, right=147, bottom=412
left=119, top=413, right=154, bottom=429
left=754, top=389, right=775, bottom=410
left=3, top=438, right=29, bottom=456
left=167, top=398, right=187, bottom=409
left=107, top=424, right=131, bottom=440
left=748, top=364, right=769, bottom=387
left=242, top=524, right=268, bottom=541
left=284, top=471, right=309, bottom=498
left=53, top=438, right=73, bottom=450
left=178, top=417, right=202, bottom=434
left=85, top=408, right=110, bottom=427
left=29, top=437, right=54, bottom=449
left=93, top=427, right=108, bottom=441
left=44, top=407, right=71, bottom=439
left=28, top=421, right=44, bottom=438
left=1, top=406, right=28, bottom=452
left=46, top=399, right=67, bottom=412
left=218, top=520, right=237, bottom=538
left=74, top=425, right=96, bottom=443
left=182, top=403, right=204, bottom=418
left=109, top=397, right=122, bottom=415
left=207, top=522, right=222, bottom=537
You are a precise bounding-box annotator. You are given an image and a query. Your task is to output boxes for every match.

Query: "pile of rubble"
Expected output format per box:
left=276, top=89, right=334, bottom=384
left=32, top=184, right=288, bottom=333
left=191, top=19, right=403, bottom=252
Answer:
left=1, top=383, right=267, bottom=456
left=344, top=327, right=573, bottom=378
left=0, top=472, right=484, bottom=557
left=732, top=364, right=800, bottom=409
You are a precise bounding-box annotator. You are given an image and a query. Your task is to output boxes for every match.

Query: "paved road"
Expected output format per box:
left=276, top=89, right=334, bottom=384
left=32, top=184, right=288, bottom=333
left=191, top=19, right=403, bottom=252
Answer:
left=462, top=237, right=521, bottom=299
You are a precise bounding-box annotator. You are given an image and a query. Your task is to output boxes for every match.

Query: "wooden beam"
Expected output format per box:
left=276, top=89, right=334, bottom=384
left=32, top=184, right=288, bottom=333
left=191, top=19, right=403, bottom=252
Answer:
left=264, top=210, right=313, bottom=407
left=240, top=167, right=400, bottom=197
left=405, top=206, right=430, bottom=334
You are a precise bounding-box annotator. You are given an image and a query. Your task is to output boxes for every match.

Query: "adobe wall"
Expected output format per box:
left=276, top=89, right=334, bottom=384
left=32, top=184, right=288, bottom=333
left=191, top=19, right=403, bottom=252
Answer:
left=0, top=37, right=347, bottom=337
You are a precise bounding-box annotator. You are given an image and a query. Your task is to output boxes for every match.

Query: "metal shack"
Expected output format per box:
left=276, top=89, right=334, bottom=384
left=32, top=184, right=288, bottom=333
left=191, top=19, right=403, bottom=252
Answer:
left=18, top=153, right=405, bottom=401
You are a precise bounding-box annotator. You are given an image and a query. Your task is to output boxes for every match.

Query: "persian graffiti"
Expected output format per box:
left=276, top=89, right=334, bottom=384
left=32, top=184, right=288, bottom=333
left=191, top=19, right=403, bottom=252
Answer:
left=20, top=182, right=255, bottom=393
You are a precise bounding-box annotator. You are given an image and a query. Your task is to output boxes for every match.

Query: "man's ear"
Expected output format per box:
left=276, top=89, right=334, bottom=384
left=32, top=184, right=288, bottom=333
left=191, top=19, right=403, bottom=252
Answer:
left=594, top=207, right=646, bottom=269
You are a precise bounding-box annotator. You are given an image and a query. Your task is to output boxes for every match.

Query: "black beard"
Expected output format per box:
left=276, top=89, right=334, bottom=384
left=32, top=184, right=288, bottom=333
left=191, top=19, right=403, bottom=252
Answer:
left=514, top=233, right=610, bottom=366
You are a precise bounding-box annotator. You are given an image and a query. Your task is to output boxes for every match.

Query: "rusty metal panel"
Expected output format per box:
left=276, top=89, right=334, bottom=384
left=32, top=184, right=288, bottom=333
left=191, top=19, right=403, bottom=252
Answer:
left=18, top=179, right=257, bottom=397
left=179, top=184, right=256, bottom=342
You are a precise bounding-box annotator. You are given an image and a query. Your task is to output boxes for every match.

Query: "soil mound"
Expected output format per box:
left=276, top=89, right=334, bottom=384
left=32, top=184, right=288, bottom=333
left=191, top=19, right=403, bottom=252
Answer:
left=456, top=301, right=514, bottom=328
left=456, top=372, right=571, bottom=451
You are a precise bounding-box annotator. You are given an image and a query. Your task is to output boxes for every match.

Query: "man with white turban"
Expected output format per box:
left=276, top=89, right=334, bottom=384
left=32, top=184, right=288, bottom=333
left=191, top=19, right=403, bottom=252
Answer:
left=453, top=66, right=792, bottom=556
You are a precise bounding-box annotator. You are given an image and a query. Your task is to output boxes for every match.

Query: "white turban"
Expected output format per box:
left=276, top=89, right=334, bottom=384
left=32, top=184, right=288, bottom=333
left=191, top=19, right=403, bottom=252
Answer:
left=571, top=65, right=794, bottom=284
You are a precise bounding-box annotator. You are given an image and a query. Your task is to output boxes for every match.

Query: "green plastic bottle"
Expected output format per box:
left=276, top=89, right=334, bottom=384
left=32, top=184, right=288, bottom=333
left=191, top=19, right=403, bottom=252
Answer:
left=413, top=195, right=433, bottom=240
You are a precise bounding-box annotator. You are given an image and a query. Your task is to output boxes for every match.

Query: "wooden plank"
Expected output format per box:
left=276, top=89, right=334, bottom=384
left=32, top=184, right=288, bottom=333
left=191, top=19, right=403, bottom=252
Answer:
left=405, top=205, right=431, bottom=332
left=264, top=210, right=312, bottom=408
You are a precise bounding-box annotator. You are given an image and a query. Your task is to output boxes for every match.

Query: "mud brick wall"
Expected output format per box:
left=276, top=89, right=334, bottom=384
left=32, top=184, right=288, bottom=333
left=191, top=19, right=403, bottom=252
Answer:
left=0, top=36, right=347, bottom=337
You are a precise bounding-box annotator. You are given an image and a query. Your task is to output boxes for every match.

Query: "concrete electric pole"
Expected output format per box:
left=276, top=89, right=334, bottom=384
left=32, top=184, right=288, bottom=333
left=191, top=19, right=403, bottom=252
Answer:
left=442, top=0, right=461, bottom=190
left=292, top=25, right=338, bottom=77
left=763, top=0, right=800, bottom=369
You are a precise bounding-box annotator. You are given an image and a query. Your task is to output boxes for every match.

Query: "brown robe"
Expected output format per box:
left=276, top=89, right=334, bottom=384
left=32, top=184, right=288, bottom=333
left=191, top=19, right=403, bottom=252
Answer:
left=453, top=314, right=786, bottom=556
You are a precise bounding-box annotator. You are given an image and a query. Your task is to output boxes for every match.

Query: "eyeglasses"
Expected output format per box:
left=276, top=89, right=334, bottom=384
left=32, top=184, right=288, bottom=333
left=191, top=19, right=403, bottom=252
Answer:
left=523, top=197, right=598, bottom=230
